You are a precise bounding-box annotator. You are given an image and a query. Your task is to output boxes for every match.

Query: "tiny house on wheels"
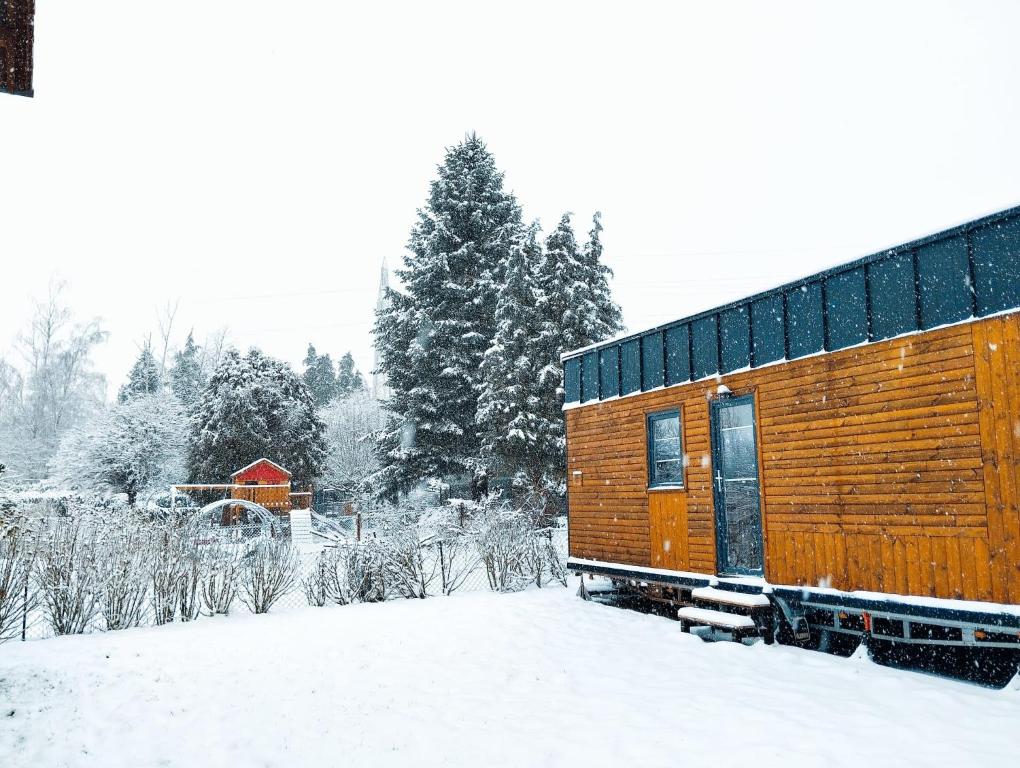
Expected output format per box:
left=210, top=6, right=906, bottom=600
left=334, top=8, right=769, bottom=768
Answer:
left=562, top=205, right=1020, bottom=682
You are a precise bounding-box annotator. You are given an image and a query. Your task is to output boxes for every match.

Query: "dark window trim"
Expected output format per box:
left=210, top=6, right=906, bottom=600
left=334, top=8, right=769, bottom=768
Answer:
left=646, top=408, right=684, bottom=489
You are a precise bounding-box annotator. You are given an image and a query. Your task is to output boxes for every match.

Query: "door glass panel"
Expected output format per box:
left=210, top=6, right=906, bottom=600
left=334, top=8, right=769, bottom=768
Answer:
left=713, top=399, right=763, bottom=573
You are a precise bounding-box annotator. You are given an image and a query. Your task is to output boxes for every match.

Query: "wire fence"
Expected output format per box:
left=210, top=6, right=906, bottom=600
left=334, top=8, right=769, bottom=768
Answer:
left=5, top=506, right=569, bottom=644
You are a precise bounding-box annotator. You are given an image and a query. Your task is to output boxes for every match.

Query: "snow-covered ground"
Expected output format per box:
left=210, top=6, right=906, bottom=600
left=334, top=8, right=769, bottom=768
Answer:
left=1, top=586, right=1017, bottom=768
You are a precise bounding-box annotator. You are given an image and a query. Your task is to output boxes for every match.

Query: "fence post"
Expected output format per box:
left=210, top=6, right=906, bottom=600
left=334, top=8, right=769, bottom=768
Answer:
left=356, top=512, right=362, bottom=542
left=21, top=580, right=28, bottom=641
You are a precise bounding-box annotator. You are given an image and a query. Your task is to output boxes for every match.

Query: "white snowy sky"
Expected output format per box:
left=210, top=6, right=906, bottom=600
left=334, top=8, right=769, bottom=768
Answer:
left=2, top=0, right=1019, bottom=394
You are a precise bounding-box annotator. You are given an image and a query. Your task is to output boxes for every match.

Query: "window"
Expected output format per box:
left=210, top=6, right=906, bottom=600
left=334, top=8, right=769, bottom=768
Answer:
left=647, top=410, right=683, bottom=487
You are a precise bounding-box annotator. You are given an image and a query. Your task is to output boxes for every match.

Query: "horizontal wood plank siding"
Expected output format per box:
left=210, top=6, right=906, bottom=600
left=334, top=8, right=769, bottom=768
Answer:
left=566, top=316, right=1020, bottom=602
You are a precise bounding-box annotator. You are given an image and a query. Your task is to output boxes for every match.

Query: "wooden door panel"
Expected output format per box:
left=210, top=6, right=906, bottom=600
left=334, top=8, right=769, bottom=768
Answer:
left=649, top=491, right=688, bottom=571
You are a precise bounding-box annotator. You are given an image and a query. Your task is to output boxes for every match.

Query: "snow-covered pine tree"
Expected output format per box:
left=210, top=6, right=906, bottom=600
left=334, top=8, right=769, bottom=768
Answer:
left=372, top=134, right=523, bottom=497
left=335, top=352, right=364, bottom=398
left=537, top=212, right=622, bottom=356
left=302, top=344, right=339, bottom=407
left=477, top=223, right=560, bottom=497
left=118, top=343, right=162, bottom=402
left=169, top=332, right=205, bottom=408
left=530, top=212, right=623, bottom=502
left=188, top=348, right=326, bottom=484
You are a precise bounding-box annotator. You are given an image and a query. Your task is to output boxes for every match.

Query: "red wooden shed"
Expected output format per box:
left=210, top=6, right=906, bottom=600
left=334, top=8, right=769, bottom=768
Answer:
left=231, top=458, right=292, bottom=486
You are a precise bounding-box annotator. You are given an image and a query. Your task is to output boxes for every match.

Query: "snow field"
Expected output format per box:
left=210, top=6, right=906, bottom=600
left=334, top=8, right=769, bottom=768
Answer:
left=1, top=585, right=1017, bottom=768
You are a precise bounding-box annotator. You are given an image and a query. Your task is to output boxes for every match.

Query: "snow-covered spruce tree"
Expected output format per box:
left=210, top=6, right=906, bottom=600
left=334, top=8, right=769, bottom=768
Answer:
left=537, top=211, right=622, bottom=359
left=530, top=213, right=623, bottom=501
left=118, top=343, right=162, bottom=402
left=372, top=134, right=523, bottom=497
left=477, top=223, right=560, bottom=497
left=302, top=344, right=338, bottom=407
left=188, top=348, right=326, bottom=483
left=335, top=352, right=364, bottom=398
left=169, top=332, right=206, bottom=408
left=52, top=391, right=188, bottom=506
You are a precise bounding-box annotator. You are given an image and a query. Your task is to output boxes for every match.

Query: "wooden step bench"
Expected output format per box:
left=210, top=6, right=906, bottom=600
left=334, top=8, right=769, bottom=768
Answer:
left=678, top=606, right=757, bottom=631
left=691, top=586, right=771, bottom=610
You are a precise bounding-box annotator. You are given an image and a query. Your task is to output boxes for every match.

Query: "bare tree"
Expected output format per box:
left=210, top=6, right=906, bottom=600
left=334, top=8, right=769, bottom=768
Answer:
left=238, top=539, right=298, bottom=614
left=1, top=281, right=107, bottom=479
left=198, top=328, right=230, bottom=381
left=155, top=300, right=180, bottom=381
left=319, top=391, right=386, bottom=495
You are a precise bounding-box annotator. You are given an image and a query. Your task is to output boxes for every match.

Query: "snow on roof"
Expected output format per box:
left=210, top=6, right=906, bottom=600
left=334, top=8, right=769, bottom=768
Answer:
left=230, top=458, right=292, bottom=478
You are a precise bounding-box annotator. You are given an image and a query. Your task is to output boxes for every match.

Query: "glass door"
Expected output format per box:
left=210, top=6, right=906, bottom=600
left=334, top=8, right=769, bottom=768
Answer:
left=710, top=395, right=764, bottom=575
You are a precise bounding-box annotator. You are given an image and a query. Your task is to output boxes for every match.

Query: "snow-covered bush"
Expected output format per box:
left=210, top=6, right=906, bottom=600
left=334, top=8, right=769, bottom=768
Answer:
left=149, top=527, right=185, bottom=625
left=200, top=543, right=241, bottom=616
left=522, top=527, right=568, bottom=588
left=304, top=540, right=385, bottom=606
left=36, top=518, right=102, bottom=635
left=435, top=525, right=478, bottom=596
left=238, top=538, right=298, bottom=614
left=470, top=500, right=532, bottom=593
left=177, top=544, right=206, bottom=622
left=379, top=521, right=436, bottom=600
left=96, top=524, right=151, bottom=630
left=302, top=553, right=331, bottom=607
left=0, top=516, right=38, bottom=642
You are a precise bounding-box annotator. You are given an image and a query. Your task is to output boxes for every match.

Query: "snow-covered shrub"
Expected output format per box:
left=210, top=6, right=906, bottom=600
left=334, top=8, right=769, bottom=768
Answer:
left=471, top=501, right=531, bottom=593
left=36, top=518, right=102, bottom=635
left=95, top=524, right=151, bottom=631
left=379, top=522, right=436, bottom=600
left=177, top=544, right=206, bottom=622
left=200, top=543, right=241, bottom=616
left=302, top=553, right=331, bottom=607
left=149, top=527, right=184, bottom=625
left=435, top=530, right=478, bottom=596
left=522, top=528, right=568, bottom=589
left=418, top=505, right=479, bottom=596
left=309, top=540, right=385, bottom=606
left=0, top=516, right=38, bottom=642
left=543, top=531, right=568, bottom=587
left=238, top=538, right=298, bottom=614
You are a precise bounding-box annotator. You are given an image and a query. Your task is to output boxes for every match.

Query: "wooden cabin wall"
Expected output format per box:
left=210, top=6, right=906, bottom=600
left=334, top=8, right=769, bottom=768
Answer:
left=566, top=313, right=1020, bottom=603
left=231, top=484, right=291, bottom=511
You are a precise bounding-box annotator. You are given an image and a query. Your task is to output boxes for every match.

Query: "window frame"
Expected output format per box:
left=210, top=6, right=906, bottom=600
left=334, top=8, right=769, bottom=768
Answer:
left=646, top=408, right=684, bottom=489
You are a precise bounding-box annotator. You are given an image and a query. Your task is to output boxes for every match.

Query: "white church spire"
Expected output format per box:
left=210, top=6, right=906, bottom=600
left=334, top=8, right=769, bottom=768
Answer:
left=372, top=258, right=392, bottom=401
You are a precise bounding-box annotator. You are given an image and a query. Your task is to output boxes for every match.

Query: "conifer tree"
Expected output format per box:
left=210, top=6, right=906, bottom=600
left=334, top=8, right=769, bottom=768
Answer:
left=372, top=134, right=523, bottom=497
left=476, top=223, right=559, bottom=496
left=302, top=344, right=339, bottom=407
left=118, top=343, right=162, bottom=402
left=527, top=212, right=623, bottom=502
left=169, top=332, right=205, bottom=408
left=188, top=348, right=326, bottom=483
left=335, top=352, right=364, bottom=397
